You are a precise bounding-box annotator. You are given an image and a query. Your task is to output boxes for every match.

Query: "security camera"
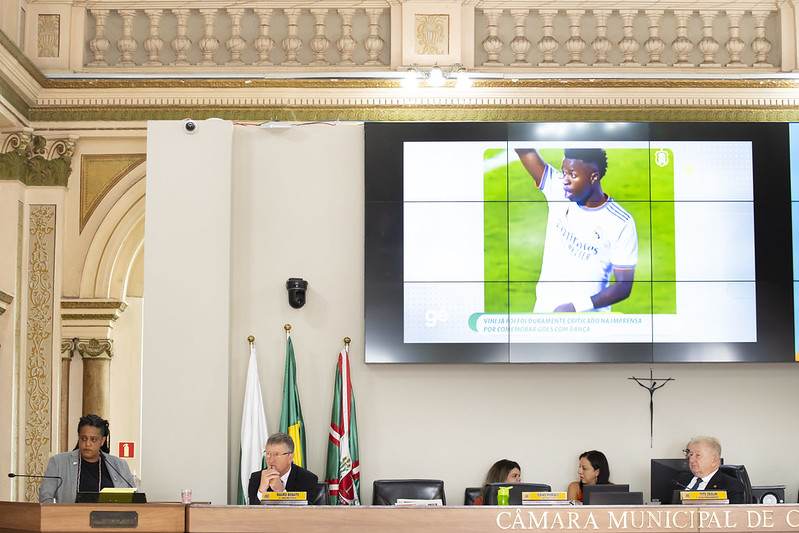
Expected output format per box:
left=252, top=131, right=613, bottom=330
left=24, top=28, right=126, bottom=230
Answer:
left=286, top=278, right=308, bottom=309
left=183, top=119, right=198, bottom=134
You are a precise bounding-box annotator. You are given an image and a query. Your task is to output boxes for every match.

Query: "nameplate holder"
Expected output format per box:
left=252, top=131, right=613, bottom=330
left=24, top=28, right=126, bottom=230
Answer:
left=680, top=490, right=728, bottom=503
left=89, top=511, right=138, bottom=528
left=523, top=492, right=567, bottom=502
left=263, top=491, right=307, bottom=501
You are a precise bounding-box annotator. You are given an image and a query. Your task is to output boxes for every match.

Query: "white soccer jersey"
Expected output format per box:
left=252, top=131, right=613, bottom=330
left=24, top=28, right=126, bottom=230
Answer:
left=534, top=163, right=638, bottom=312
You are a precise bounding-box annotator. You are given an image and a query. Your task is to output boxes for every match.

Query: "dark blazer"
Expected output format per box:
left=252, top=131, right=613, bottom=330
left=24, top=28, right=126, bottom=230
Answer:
left=247, top=463, right=319, bottom=505
left=678, top=470, right=746, bottom=504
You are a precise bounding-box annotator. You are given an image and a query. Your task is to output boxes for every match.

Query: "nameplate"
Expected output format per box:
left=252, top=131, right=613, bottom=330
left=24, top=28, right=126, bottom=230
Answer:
left=263, top=491, right=307, bottom=501
left=89, top=511, right=138, bottom=528
left=681, top=490, right=728, bottom=500
left=523, top=492, right=568, bottom=501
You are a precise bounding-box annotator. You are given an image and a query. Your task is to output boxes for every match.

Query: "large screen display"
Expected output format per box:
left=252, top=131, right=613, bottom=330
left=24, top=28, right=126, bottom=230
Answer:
left=365, top=122, right=794, bottom=363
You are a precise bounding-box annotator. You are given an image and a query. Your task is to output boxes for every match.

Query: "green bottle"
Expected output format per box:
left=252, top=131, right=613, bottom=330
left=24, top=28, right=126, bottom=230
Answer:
left=497, top=486, right=511, bottom=506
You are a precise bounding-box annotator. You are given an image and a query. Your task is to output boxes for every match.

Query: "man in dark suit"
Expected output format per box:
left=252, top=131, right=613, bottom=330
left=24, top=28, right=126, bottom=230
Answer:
left=247, top=432, right=319, bottom=505
left=678, top=436, right=746, bottom=504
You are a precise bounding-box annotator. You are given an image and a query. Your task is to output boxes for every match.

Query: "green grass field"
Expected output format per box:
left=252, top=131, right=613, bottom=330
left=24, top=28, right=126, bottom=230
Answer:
left=483, top=147, right=677, bottom=314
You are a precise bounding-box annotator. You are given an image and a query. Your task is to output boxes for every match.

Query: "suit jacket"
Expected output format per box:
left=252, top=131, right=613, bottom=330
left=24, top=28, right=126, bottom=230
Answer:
left=677, top=470, right=746, bottom=504
left=247, top=463, right=319, bottom=505
left=38, top=449, right=136, bottom=503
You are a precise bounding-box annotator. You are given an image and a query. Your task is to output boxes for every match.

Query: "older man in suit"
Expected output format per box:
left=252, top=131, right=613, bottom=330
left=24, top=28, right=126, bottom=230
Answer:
left=678, top=436, right=746, bottom=504
left=247, top=432, right=318, bottom=505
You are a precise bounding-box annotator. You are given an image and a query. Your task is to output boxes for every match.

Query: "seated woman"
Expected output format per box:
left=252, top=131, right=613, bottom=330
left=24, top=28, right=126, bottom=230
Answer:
left=567, top=450, right=610, bottom=502
left=38, top=414, right=135, bottom=503
left=474, top=459, right=521, bottom=505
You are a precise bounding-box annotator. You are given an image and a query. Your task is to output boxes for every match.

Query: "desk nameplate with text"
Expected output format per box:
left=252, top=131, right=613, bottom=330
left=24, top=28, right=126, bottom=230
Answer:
left=89, top=510, right=138, bottom=528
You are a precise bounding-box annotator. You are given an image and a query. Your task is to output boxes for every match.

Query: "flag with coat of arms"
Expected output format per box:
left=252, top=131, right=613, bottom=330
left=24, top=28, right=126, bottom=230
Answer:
left=325, top=341, right=360, bottom=505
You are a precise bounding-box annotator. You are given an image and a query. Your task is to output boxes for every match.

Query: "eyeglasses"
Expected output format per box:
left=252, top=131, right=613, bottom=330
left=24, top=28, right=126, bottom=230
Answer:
left=264, top=451, right=291, bottom=459
left=682, top=449, right=690, bottom=456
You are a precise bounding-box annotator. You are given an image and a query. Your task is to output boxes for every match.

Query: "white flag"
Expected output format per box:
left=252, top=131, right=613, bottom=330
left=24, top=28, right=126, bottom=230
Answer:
left=238, top=344, right=269, bottom=504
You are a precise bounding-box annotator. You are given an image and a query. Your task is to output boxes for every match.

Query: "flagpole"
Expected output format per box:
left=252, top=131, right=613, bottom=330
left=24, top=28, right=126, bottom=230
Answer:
left=238, top=333, right=268, bottom=504
left=285, top=323, right=291, bottom=339
left=344, top=337, right=350, bottom=349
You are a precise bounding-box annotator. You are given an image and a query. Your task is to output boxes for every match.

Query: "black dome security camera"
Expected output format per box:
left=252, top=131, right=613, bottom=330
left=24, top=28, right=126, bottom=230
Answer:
left=183, top=119, right=197, bottom=134
left=286, top=278, right=308, bottom=309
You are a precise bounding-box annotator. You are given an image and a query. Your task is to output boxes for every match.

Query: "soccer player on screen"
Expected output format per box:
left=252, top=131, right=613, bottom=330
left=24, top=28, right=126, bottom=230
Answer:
left=515, top=148, right=638, bottom=313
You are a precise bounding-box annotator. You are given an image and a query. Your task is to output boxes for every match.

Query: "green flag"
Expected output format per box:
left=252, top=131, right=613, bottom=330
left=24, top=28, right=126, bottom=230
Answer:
left=279, top=333, right=307, bottom=468
left=325, top=345, right=360, bottom=505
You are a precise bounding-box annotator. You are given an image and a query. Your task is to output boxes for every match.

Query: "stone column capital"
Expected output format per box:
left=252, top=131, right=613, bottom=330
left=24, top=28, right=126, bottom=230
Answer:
left=0, top=131, right=78, bottom=187
left=0, top=290, right=12, bottom=316
left=75, top=338, right=114, bottom=359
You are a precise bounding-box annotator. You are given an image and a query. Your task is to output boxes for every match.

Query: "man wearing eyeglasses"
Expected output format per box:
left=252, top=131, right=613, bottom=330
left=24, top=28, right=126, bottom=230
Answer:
left=678, top=436, right=745, bottom=504
left=247, top=432, right=319, bottom=505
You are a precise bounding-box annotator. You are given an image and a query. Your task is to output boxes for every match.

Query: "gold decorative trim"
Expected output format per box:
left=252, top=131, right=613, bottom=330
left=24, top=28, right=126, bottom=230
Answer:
left=61, top=299, right=127, bottom=311
left=27, top=104, right=799, bottom=123
left=79, top=154, right=145, bottom=232
left=60, top=313, right=121, bottom=321
left=25, top=204, right=56, bottom=501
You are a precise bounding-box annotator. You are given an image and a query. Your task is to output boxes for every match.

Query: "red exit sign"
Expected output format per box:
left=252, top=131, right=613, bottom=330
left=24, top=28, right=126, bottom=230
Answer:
left=119, top=442, right=135, bottom=458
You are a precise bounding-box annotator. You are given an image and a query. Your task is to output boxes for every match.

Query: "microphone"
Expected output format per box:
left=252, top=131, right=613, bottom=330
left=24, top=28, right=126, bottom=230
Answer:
left=100, top=452, right=135, bottom=488
left=9, top=472, right=64, bottom=501
left=671, top=478, right=689, bottom=490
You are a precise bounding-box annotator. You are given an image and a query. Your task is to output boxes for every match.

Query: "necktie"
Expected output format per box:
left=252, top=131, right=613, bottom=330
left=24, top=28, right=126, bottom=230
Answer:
left=688, top=477, right=703, bottom=491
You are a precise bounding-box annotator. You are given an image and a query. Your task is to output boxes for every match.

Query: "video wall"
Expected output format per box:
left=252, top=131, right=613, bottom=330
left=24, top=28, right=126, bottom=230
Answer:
left=365, top=122, right=795, bottom=363
left=791, top=123, right=799, bottom=362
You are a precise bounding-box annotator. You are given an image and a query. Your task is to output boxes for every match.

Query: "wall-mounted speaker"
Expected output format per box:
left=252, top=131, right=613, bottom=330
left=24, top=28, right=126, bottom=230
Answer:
left=751, top=485, right=785, bottom=504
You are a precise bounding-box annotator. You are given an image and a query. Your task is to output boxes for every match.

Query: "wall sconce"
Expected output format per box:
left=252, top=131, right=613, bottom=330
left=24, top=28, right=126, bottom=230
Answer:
left=402, top=63, right=471, bottom=89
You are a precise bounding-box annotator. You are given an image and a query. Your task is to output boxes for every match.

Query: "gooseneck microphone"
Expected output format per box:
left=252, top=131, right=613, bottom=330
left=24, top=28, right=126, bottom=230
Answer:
left=100, top=452, right=135, bottom=488
left=9, top=472, right=64, bottom=501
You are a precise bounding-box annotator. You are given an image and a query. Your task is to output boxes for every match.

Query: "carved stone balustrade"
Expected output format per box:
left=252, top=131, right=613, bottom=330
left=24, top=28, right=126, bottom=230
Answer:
left=17, top=0, right=791, bottom=76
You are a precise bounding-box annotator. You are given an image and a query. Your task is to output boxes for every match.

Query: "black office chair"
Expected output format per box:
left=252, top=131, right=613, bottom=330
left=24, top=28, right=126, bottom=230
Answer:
left=372, top=479, right=446, bottom=505
left=311, top=482, right=330, bottom=505
left=483, top=483, right=552, bottom=505
left=719, top=464, right=753, bottom=504
left=464, top=487, right=482, bottom=505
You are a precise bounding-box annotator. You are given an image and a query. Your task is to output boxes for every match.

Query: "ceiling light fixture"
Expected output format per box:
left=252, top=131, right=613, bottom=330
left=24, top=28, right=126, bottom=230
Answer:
left=402, top=63, right=468, bottom=88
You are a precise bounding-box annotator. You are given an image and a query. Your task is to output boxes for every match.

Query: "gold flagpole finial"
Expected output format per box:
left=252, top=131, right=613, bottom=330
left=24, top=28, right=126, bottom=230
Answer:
left=284, top=324, right=291, bottom=333
left=248, top=335, right=255, bottom=345
left=344, top=337, right=351, bottom=347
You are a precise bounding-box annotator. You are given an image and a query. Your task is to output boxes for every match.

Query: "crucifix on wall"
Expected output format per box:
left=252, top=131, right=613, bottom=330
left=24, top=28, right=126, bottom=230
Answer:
left=629, top=368, right=674, bottom=448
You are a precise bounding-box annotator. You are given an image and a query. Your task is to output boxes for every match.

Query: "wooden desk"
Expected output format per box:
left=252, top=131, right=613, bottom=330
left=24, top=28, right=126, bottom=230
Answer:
left=0, top=502, right=185, bottom=533
left=186, top=504, right=799, bottom=533
left=4, top=502, right=799, bottom=533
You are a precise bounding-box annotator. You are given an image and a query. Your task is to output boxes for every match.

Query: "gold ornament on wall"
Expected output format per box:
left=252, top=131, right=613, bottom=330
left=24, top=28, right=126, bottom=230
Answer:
left=37, top=14, right=60, bottom=58
left=415, top=15, right=449, bottom=55
left=80, top=154, right=146, bottom=232
left=25, top=204, right=56, bottom=501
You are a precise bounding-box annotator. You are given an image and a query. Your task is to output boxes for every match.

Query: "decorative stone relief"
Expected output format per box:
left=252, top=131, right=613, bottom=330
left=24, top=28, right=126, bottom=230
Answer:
left=75, top=338, right=114, bottom=358
left=0, top=131, right=77, bottom=187
left=37, top=14, right=59, bottom=58
left=25, top=204, right=56, bottom=501
left=414, top=15, right=449, bottom=55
